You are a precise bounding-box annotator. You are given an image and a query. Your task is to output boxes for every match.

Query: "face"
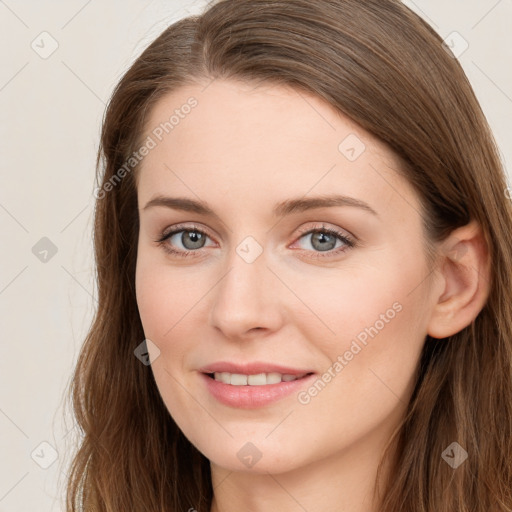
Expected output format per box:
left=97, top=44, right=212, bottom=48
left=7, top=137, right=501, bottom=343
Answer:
left=135, top=79, right=437, bottom=474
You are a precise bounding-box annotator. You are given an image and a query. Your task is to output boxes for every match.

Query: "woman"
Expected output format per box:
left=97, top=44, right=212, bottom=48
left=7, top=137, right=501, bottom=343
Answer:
left=65, top=0, right=512, bottom=510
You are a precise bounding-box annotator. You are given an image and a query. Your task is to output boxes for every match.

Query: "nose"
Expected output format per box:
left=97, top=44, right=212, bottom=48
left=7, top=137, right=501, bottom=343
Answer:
left=208, top=245, right=284, bottom=340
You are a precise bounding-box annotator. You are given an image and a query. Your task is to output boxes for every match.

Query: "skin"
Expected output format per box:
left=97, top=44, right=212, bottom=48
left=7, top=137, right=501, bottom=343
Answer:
left=134, top=79, right=490, bottom=512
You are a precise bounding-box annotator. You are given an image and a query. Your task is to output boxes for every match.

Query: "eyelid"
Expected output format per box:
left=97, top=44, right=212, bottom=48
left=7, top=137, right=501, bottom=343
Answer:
left=157, top=222, right=215, bottom=242
left=294, top=222, right=355, bottom=241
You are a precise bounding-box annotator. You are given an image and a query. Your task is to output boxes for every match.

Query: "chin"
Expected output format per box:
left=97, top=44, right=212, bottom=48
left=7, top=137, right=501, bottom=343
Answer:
left=198, top=438, right=308, bottom=475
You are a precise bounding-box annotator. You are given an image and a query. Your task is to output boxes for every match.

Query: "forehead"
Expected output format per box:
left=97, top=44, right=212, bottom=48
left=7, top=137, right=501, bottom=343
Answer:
left=141, top=79, right=393, bottom=162
left=136, top=79, right=419, bottom=221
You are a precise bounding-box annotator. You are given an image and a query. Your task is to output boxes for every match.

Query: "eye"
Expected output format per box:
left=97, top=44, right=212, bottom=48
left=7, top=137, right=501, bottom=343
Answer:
left=155, top=223, right=356, bottom=259
left=155, top=224, right=215, bottom=258
left=291, top=224, right=356, bottom=258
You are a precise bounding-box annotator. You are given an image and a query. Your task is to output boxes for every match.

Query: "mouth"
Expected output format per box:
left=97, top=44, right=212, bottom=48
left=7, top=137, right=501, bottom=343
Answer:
left=203, top=371, right=315, bottom=386
left=201, top=371, right=317, bottom=408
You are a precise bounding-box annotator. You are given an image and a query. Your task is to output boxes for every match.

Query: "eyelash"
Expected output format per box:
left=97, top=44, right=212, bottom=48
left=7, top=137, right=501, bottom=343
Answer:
left=155, top=223, right=356, bottom=259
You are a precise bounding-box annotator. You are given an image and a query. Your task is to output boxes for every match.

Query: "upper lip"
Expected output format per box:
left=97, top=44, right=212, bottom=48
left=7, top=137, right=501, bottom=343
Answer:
left=199, top=361, right=315, bottom=376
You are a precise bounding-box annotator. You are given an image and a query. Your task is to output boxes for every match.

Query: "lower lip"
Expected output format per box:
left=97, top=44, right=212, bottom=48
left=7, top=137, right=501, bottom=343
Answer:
left=200, top=372, right=316, bottom=409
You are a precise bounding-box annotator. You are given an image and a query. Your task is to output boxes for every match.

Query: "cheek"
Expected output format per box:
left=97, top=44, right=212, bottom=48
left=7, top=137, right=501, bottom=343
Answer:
left=288, top=253, right=429, bottom=399
left=135, top=257, right=199, bottom=411
left=284, top=277, right=425, bottom=461
left=289, top=259, right=421, bottom=339
left=135, top=264, right=165, bottom=339
left=135, top=253, right=205, bottom=340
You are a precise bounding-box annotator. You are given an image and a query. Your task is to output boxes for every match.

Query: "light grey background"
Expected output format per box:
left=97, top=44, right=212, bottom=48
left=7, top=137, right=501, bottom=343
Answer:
left=0, top=1, right=510, bottom=510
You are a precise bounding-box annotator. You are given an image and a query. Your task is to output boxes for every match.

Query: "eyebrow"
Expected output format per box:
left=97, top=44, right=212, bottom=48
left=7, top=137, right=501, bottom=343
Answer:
left=143, top=194, right=378, bottom=217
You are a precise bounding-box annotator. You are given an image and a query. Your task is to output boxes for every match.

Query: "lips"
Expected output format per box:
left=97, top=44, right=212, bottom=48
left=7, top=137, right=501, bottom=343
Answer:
left=198, top=361, right=314, bottom=376
left=198, top=361, right=316, bottom=408
left=201, top=371, right=317, bottom=408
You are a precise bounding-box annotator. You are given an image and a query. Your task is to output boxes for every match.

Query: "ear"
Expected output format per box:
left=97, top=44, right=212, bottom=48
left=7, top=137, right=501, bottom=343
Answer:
left=427, top=220, right=491, bottom=339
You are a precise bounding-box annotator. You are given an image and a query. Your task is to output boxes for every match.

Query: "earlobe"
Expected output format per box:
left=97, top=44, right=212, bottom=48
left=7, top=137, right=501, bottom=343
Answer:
left=427, top=220, right=491, bottom=339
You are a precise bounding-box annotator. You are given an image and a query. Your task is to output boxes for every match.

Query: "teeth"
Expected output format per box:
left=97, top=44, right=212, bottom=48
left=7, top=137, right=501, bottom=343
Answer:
left=213, top=371, right=307, bottom=385
left=230, top=373, right=247, bottom=385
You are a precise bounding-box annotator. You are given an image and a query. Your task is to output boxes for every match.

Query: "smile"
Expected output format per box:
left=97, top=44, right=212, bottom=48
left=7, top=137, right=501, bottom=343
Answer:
left=201, top=371, right=316, bottom=408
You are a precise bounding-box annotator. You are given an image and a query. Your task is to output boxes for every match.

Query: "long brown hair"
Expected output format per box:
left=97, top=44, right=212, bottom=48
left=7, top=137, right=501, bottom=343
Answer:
left=64, top=0, right=512, bottom=510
